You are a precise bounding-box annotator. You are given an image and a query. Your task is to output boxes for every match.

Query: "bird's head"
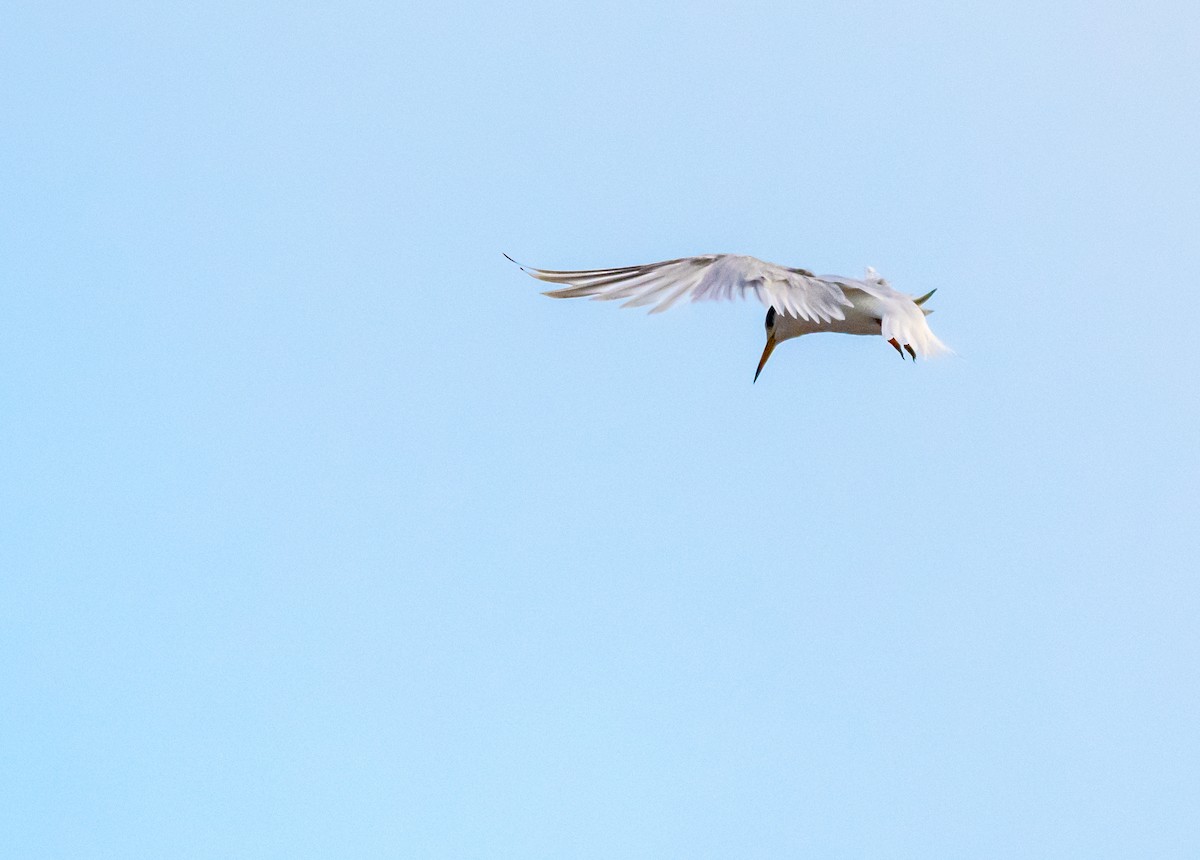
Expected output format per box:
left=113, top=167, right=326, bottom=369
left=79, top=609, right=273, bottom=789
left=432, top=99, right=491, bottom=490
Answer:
left=754, top=306, right=779, bottom=383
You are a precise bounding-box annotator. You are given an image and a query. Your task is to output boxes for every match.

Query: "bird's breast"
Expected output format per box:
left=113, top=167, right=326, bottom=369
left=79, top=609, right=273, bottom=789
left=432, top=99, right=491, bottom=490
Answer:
left=777, top=296, right=882, bottom=339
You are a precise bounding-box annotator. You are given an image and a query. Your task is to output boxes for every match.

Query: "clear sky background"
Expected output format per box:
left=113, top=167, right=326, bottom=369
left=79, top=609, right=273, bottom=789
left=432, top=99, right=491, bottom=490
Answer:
left=3, top=1, right=1199, bottom=857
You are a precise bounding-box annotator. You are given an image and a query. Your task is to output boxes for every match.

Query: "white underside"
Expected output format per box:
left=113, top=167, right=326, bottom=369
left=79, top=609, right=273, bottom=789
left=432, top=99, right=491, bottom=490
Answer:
left=776, top=287, right=950, bottom=357
left=776, top=289, right=885, bottom=337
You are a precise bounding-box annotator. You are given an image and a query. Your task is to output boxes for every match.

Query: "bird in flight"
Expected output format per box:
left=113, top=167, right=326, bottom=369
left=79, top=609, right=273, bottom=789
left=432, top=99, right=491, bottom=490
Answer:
left=507, top=253, right=950, bottom=381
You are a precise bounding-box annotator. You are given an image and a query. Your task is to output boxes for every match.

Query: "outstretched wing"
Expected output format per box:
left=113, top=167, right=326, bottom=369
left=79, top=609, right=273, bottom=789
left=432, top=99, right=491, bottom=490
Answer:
left=507, top=253, right=855, bottom=324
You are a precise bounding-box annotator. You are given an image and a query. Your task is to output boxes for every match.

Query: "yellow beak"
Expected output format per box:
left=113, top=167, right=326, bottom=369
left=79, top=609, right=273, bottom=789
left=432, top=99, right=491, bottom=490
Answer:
left=754, top=333, right=778, bottom=383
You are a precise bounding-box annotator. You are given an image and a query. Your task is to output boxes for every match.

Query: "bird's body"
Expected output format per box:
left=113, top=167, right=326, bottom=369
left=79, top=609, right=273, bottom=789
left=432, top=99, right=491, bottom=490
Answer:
left=775, top=285, right=905, bottom=338
left=507, top=253, right=950, bottom=380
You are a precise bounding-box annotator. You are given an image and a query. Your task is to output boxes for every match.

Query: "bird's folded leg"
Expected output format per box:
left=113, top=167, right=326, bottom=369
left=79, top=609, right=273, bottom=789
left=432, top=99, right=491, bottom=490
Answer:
left=904, top=344, right=916, bottom=361
left=888, top=337, right=905, bottom=359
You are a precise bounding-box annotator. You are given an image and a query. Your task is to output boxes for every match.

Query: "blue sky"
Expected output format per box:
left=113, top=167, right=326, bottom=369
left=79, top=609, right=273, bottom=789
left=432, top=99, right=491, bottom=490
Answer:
left=3, top=1, right=1198, bottom=856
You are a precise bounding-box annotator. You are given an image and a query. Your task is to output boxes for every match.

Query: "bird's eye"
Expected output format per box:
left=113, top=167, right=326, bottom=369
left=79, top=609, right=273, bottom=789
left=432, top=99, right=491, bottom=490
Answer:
left=765, top=307, right=776, bottom=329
